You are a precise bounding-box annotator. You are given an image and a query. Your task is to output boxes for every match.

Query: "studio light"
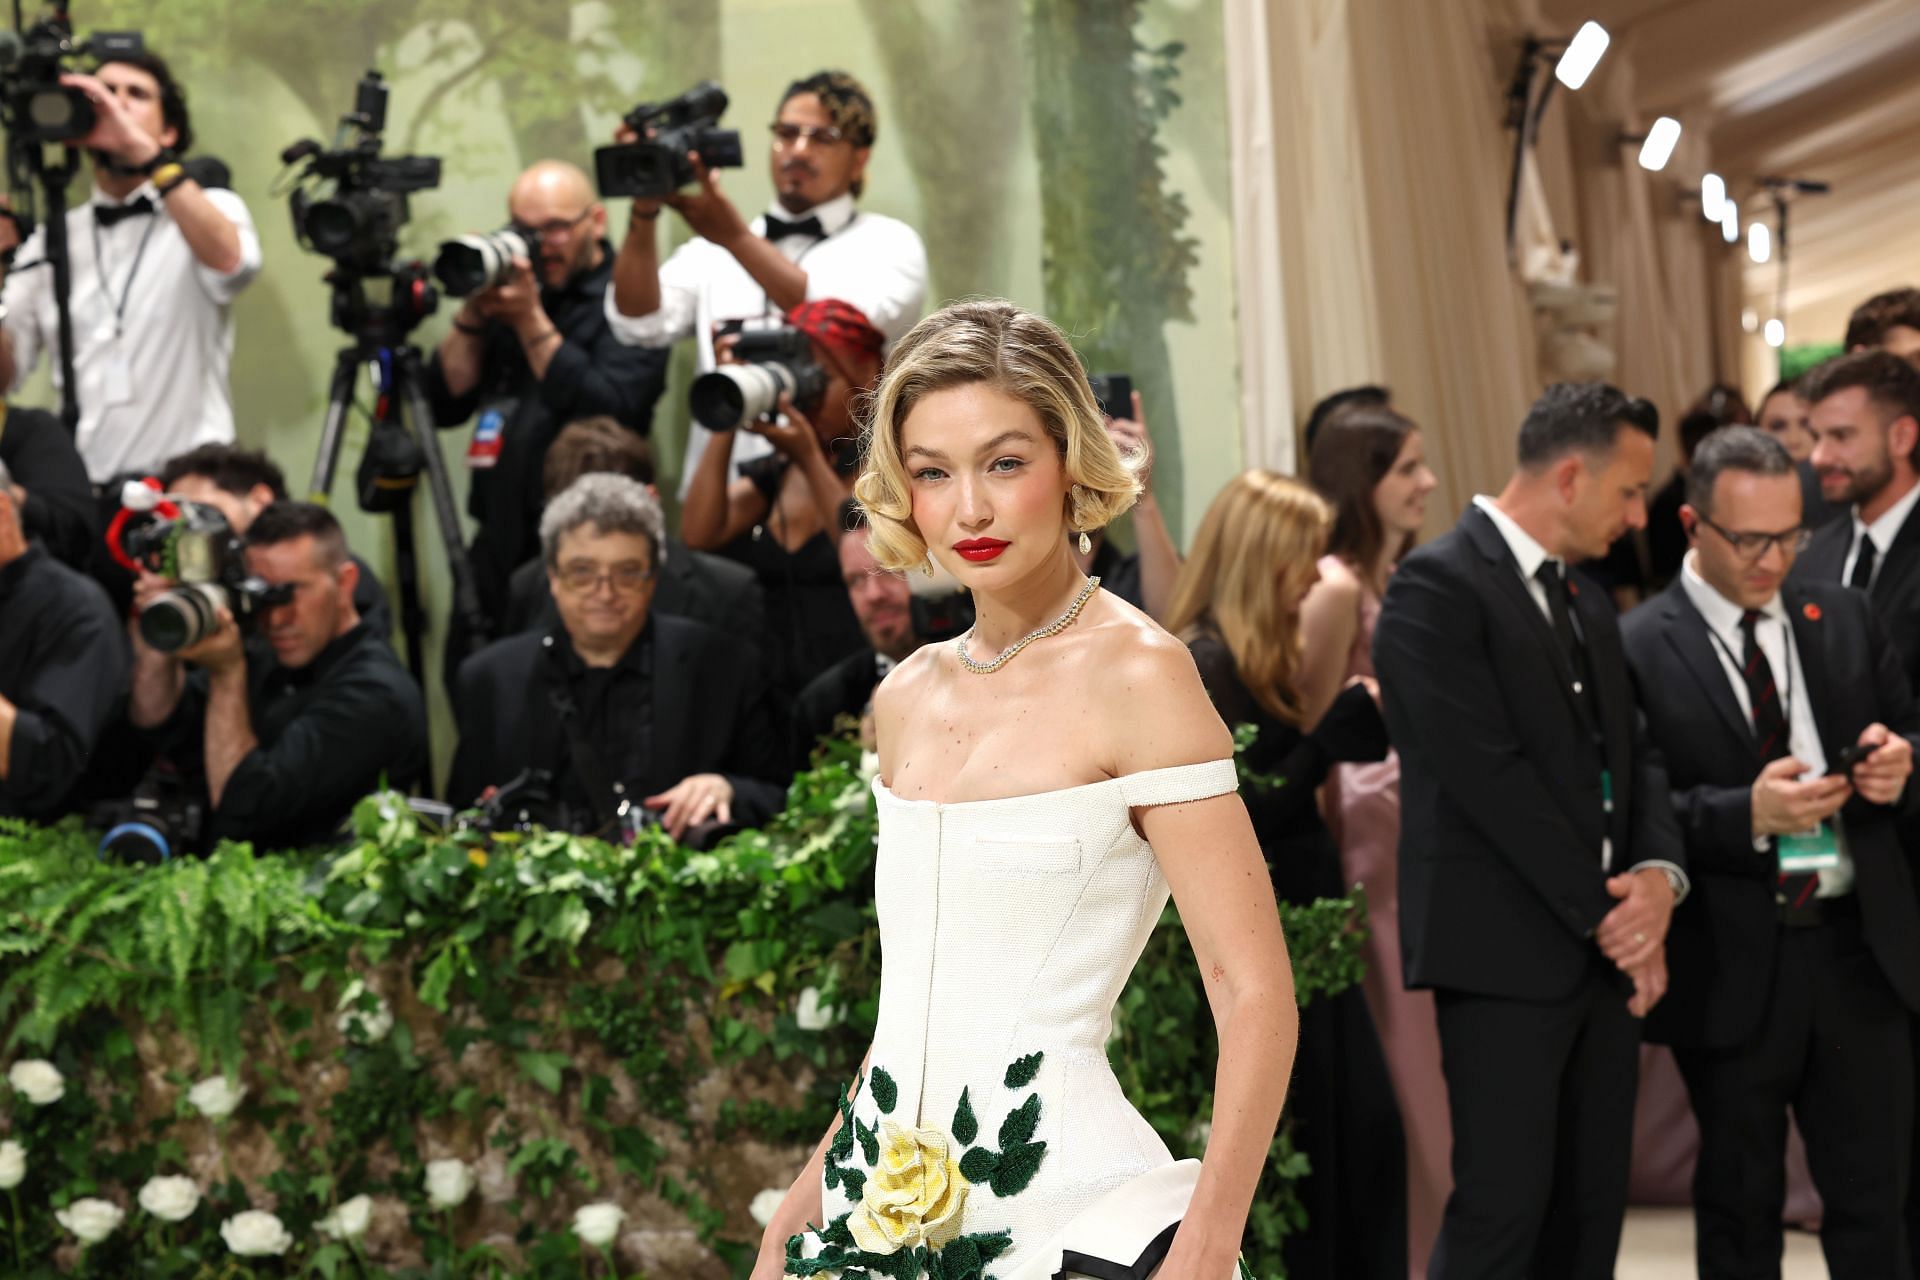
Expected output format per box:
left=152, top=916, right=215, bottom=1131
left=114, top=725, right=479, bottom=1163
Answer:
left=1700, top=173, right=1725, bottom=222
left=1720, top=202, right=1739, bottom=244
left=1636, top=117, right=1682, bottom=172
left=1764, top=318, right=1785, bottom=348
left=1748, top=222, right=1771, bottom=264
left=1555, top=22, right=1610, bottom=90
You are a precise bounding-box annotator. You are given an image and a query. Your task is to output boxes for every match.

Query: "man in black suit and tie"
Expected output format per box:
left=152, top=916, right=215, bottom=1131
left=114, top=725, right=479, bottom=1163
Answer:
left=448, top=473, right=789, bottom=843
left=1374, top=382, right=1689, bottom=1279
left=1624, top=426, right=1920, bottom=1277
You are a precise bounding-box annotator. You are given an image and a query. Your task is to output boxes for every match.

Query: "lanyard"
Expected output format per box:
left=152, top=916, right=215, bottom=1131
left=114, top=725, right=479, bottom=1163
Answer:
left=90, top=210, right=160, bottom=340
left=1703, top=610, right=1798, bottom=740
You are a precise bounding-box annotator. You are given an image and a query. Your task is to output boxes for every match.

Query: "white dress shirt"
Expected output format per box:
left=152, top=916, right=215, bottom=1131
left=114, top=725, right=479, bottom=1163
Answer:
left=1679, top=553, right=1854, bottom=897
left=604, top=192, right=928, bottom=495
left=1842, top=478, right=1920, bottom=588
left=1471, top=496, right=1691, bottom=896
left=2, top=181, right=263, bottom=481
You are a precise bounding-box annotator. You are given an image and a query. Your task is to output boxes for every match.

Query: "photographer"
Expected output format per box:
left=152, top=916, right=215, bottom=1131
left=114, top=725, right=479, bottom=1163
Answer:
left=128, top=502, right=424, bottom=850
left=0, top=51, right=262, bottom=480
left=0, top=402, right=96, bottom=569
left=0, top=458, right=128, bottom=820
left=157, top=443, right=392, bottom=640
left=1070, top=388, right=1182, bottom=621
left=428, top=160, right=669, bottom=645
left=448, top=474, right=787, bottom=842
left=606, top=69, right=926, bottom=493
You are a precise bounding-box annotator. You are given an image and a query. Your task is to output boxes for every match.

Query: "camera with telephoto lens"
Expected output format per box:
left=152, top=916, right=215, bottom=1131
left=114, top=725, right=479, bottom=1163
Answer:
left=279, top=70, right=441, bottom=276
left=0, top=4, right=142, bottom=147
left=432, top=223, right=540, bottom=297
left=105, top=482, right=294, bottom=653
left=688, top=326, right=826, bottom=431
left=594, top=80, right=744, bottom=200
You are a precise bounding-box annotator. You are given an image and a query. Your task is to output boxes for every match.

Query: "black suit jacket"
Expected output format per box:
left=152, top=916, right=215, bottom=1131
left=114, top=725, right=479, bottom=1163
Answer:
left=448, top=613, right=789, bottom=829
left=1792, top=503, right=1920, bottom=692
left=1622, top=579, right=1920, bottom=1047
left=1373, top=502, right=1685, bottom=1001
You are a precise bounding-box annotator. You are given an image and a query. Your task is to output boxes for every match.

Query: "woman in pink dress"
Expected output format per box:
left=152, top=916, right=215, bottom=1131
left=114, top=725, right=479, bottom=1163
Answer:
left=1297, top=405, right=1444, bottom=1278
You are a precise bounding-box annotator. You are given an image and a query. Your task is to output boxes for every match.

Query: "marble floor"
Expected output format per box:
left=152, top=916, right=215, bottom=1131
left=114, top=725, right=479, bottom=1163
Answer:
left=1617, top=1207, right=1826, bottom=1276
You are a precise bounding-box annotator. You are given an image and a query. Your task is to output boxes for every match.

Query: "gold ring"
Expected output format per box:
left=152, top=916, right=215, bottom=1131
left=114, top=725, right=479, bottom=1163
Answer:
left=1633, top=931, right=1647, bottom=945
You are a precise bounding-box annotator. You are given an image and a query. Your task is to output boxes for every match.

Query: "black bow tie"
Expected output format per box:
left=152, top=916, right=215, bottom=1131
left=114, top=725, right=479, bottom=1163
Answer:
left=763, top=213, right=826, bottom=243
left=94, top=196, right=155, bottom=228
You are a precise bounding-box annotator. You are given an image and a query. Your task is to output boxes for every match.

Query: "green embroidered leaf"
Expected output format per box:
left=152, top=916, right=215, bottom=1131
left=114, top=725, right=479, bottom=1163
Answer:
left=988, top=1139, right=1047, bottom=1197
left=1237, top=1257, right=1256, bottom=1280
left=952, top=1086, right=978, bottom=1145
left=831, top=1120, right=854, bottom=1160
left=822, top=1214, right=855, bottom=1246
left=840, top=1165, right=867, bottom=1199
left=871, top=1066, right=898, bottom=1114
left=958, top=1145, right=1000, bottom=1183
left=998, top=1092, right=1040, bottom=1147
left=881, top=1248, right=920, bottom=1280
left=939, top=1236, right=982, bottom=1280
left=973, top=1229, right=1013, bottom=1263
left=856, top=1117, right=880, bottom=1167
left=824, top=1160, right=842, bottom=1191
left=1003, top=1051, right=1043, bottom=1088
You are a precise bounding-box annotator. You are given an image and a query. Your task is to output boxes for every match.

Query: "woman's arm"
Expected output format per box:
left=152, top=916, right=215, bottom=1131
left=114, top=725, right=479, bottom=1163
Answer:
left=749, top=1046, right=873, bottom=1280
left=680, top=427, right=771, bottom=550
left=1114, top=635, right=1298, bottom=1278
left=1296, top=563, right=1362, bottom=729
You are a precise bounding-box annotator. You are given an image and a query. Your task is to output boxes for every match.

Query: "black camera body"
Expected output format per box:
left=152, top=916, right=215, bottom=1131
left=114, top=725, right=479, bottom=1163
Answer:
left=0, top=8, right=142, bottom=148
left=432, top=223, right=540, bottom=297
left=595, top=80, right=744, bottom=200
left=89, top=772, right=206, bottom=862
left=282, top=71, right=442, bottom=277
left=688, top=325, right=827, bottom=431
left=107, top=488, right=293, bottom=652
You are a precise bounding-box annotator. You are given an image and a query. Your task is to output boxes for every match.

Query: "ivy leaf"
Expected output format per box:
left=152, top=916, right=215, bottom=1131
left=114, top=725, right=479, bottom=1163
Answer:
left=1003, top=1052, right=1042, bottom=1088
left=870, top=1066, right=898, bottom=1114
left=951, top=1086, right=978, bottom=1146
left=958, top=1146, right=999, bottom=1183
left=988, top=1140, right=1047, bottom=1197
left=998, top=1093, right=1040, bottom=1148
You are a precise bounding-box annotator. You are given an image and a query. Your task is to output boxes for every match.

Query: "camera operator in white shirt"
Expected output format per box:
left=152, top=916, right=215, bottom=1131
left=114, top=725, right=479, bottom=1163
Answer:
left=606, top=69, right=926, bottom=493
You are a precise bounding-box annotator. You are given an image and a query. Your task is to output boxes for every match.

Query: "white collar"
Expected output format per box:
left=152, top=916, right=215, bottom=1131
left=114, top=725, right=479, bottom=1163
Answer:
left=1854, top=476, right=1920, bottom=556
left=1680, top=550, right=1785, bottom=642
left=1472, top=494, right=1559, bottom=580
left=761, top=191, right=857, bottom=236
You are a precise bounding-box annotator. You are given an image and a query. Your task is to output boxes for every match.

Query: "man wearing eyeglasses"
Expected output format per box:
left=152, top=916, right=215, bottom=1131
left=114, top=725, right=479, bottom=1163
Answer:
left=605, top=69, right=928, bottom=496
left=1623, top=425, right=1920, bottom=1277
left=447, top=473, right=787, bottom=844
left=428, top=159, right=670, bottom=663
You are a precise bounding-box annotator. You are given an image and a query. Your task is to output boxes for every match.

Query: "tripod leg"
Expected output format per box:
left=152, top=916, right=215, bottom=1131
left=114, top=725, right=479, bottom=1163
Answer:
left=308, top=349, right=364, bottom=501
left=388, top=498, right=431, bottom=764
left=391, top=349, right=490, bottom=648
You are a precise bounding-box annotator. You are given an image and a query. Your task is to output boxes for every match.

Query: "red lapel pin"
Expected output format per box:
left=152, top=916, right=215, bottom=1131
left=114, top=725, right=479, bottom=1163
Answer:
left=1803, top=602, right=1822, bottom=621
left=1567, top=579, right=1580, bottom=598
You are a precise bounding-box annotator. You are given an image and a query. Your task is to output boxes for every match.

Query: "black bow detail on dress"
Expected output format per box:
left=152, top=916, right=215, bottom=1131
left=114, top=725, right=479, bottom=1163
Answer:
left=1054, top=1220, right=1181, bottom=1280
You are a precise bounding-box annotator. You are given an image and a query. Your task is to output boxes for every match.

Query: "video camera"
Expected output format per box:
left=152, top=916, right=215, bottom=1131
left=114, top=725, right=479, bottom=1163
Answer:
left=0, top=3, right=141, bottom=148
left=688, top=325, right=826, bottom=431
left=105, top=479, right=293, bottom=653
left=279, top=70, right=441, bottom=277
left=595, top=80, right=743, bottom=200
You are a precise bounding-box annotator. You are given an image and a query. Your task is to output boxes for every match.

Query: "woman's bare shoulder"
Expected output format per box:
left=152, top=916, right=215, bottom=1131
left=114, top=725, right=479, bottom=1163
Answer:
left=1080, top=600, right=1233, bottom=773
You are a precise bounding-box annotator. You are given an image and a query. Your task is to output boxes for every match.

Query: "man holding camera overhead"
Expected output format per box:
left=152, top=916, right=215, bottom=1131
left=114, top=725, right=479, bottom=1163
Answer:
left=605, top=70, right=927, bottom=494
left=0, top=51, right=261, bottom=481
left=427, top=159, right=669, bottom=650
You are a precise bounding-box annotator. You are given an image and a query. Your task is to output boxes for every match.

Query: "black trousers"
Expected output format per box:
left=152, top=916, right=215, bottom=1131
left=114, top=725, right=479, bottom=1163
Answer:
left=1676, top=913, right=1912, bottom=1280
left=1429, top=960, right=1640, bottom=1280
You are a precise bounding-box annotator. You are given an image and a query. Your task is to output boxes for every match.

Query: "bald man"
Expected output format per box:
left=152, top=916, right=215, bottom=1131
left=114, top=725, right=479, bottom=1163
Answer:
left=428, top=159, right=670, bottom=671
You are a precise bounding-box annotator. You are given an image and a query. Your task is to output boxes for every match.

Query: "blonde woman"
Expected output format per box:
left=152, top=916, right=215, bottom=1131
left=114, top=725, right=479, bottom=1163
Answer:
left=752, top=300, right=1295, bottom=1280
left=1165, top=471, right=1406, bottom=1279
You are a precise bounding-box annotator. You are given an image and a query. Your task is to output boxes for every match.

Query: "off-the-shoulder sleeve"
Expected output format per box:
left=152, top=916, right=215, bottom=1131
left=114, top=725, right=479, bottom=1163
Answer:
left=1117, top=758, right=1238, bottom=808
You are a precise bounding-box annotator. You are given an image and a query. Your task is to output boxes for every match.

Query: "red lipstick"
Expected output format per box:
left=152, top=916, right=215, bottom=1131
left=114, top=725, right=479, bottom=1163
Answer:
left=953, top=538, right=1010, bottom=563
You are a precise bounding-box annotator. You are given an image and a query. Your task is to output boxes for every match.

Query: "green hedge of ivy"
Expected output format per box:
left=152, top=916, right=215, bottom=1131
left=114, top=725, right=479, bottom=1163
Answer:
left=0, top=739, right=1366, bottom=1278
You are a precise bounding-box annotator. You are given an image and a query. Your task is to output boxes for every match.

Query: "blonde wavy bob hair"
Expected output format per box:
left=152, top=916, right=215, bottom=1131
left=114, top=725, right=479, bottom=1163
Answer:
left=853, top=299, right=1142, bottom=572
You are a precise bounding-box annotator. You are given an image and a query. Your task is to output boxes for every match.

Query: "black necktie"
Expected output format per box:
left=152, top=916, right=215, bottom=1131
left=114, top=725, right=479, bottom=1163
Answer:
left=1742, top=609, right=1817, bottom=907
left=763, top=213, right=825, bottom=243
left=1535, top=560, right=1599, bottom=727
left=1850, top=532, right=1878, bottom=591
left=94, top=196, right=155, bottom=228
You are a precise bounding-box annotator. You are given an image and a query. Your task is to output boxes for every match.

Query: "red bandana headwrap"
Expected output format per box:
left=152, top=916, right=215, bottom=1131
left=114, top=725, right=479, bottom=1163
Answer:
left=787, top=299, right=885, bottom=366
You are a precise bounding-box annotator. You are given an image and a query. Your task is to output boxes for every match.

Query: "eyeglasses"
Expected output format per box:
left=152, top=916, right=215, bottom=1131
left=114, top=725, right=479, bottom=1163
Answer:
left=556, top=561, right=655, bottom=594
left=845, top=568, right=906, bottom=590
left=769, top=122, right=847, bottom=149
left=510, top=208, right=593, bottom=240
left=1696, top=513, right=1811, bottom=563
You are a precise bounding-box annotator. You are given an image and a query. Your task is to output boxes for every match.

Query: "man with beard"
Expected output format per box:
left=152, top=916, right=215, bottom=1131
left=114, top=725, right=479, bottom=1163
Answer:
left=605, top=69, right=927, bottom=496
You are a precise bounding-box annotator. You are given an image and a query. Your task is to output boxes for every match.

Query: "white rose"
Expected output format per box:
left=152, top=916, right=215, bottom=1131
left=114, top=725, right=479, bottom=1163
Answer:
left=572, top=1202, right=626, bottom=1249
left=220, top=1209, right=293, bottom=1256
left=186, top=1076, right=246, bottom=1121
left=0, top=1140, right=24, bottom=1190
left=137, top=1175, right=200, bottom=1222
left=8, top=1059, right=64, bottom=1106
left=749, top=1188, right=786, bottom=1228
left=334, top=981, right=395, bottom=1045
left=794, top=987, right=837, bottom=1032
left=424, top=1158, right=475, bottom=1208
left=317, top=1194, right=372, bottom=1240
left=55, top=1197, right=124, bottom=1244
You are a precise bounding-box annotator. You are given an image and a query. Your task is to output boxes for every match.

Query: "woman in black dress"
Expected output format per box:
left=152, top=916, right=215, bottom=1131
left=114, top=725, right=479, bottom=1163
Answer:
left=1165, top=469, right=1407, bottom=1278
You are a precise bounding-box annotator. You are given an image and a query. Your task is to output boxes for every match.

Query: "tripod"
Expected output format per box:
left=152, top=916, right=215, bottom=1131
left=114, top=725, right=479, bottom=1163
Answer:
left=306, top=266, right=487, bottom=695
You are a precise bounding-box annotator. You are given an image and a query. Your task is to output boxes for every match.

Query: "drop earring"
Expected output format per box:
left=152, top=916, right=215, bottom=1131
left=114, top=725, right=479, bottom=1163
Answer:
left=1078, top=530, right=1092, bottom=555
left=921, top=555, right=936, bottom=578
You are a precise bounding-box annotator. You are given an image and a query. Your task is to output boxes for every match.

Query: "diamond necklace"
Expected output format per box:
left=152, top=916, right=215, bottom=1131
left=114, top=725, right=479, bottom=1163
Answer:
left=954, top=576, right=1101, bottom=675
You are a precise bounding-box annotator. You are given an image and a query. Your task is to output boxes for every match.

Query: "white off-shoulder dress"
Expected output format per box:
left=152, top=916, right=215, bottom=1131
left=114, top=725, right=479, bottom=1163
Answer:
left=782, top=759, right=1250, bottom=1280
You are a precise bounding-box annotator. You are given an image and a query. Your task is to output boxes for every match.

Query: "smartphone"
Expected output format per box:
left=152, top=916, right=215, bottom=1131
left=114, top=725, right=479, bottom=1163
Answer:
left=1088, top=373, right=1133, bottom=420
left=1830, top=743, right=1872, bottom=777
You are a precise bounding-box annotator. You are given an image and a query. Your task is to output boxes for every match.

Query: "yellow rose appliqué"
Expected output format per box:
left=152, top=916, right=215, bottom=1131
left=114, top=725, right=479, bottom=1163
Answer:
left=846, top=1120, right=970, bottom=1254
